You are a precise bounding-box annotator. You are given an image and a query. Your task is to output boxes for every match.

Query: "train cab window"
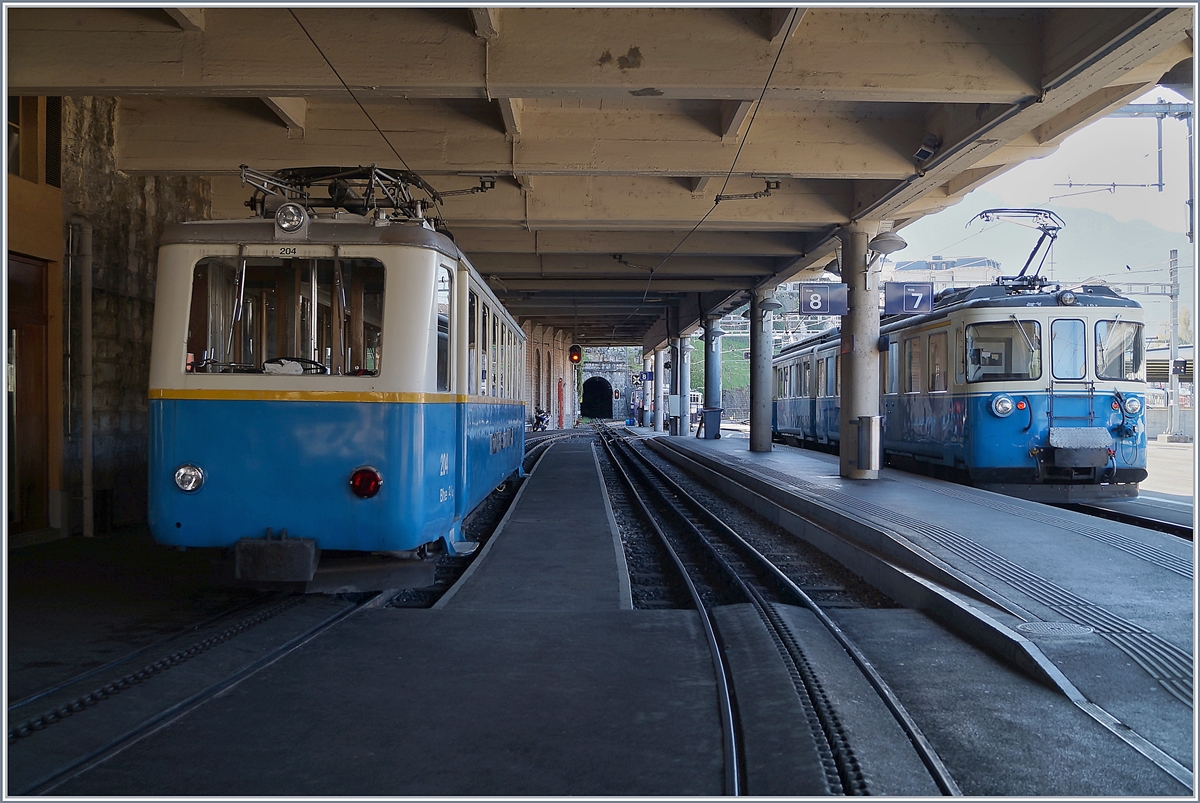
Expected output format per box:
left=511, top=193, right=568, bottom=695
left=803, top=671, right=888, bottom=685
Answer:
left=435, top=266, right=452, bottom=392
left=1096, top=320, right=1144, bottom=381
left=1051, top=319, right=1086, bottom=380
left=903, top=338, right=921, bottom=393
left=928, top=332, right=948, bottom=392
left=186, top=256, right=385, bottom=376
left=965, top=320, right=1041, bottom=382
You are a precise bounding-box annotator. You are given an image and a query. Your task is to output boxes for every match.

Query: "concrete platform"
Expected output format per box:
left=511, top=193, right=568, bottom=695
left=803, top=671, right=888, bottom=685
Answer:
left=643, top=429, right=1194, bottom=793
left=42, top=441, right=905, bottom=796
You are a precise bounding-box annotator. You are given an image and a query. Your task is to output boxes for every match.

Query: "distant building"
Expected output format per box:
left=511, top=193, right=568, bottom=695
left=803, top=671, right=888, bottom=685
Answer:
left=883, top=255, right=1002, bottom=290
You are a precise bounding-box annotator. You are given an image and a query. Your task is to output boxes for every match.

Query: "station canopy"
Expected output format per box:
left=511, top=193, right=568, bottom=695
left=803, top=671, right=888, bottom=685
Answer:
left=8, top=6, right=1193, bottom=348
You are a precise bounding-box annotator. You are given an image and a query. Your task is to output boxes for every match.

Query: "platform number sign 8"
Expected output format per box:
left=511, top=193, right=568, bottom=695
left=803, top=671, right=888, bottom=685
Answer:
left=797, top=284, right=849, bottom=316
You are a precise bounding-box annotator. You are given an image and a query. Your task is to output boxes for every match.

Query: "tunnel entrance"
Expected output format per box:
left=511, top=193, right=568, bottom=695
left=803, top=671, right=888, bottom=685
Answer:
left=581, top=376, right=614, bottom=420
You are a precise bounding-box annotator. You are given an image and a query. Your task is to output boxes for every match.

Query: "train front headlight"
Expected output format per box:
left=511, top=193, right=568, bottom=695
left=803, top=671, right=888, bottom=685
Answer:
left=990, top=394, right=1015, bottom=417
left=275, top=202, right=308, bottom=233
left=174, top=464, right=205, bottom=493
left=1123, top=396, right=1142, bottom=415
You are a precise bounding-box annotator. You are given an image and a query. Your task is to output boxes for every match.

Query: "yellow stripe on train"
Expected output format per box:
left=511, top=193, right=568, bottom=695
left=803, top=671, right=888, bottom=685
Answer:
left=148, top=388, right=526, bottom=405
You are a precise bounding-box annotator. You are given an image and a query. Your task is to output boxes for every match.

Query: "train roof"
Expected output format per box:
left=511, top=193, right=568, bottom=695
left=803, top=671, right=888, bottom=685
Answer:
left=777, top=283, right=1142, bottom=357
left=160, top=216, right=462, bottom=262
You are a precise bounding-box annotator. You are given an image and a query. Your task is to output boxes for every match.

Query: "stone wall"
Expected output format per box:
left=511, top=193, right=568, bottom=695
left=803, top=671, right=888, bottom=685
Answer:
left=61, top=97, right=211, bottom=531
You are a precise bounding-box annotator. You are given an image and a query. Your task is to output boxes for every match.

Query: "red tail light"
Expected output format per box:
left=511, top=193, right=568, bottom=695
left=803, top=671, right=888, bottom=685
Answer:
left=349, top=467, right=382, bottom=498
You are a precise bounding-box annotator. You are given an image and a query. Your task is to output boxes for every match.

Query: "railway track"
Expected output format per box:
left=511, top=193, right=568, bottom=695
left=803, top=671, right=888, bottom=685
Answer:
left=9, top=592, right=385, bottom=796
left=1064, top=502, right=1194, bottom=540
left=596, top=424, right=960, bottom=796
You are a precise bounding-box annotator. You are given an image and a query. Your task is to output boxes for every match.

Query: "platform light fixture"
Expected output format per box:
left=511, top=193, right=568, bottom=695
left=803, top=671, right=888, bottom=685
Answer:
left=866, top=231, right=908, bottom=269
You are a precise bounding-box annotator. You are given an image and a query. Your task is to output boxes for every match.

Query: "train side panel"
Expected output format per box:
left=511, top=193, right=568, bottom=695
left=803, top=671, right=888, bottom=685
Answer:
left=462, top=399, right=525, bottom=516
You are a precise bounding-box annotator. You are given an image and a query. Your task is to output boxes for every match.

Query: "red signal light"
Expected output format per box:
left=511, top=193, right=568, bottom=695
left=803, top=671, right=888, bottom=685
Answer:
left=569, top=344, right=583, bottom=364
left=349, top=467, right=383, bottom=498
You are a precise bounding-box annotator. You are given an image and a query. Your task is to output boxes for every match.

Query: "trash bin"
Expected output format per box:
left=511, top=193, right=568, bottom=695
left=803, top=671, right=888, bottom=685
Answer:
left=857, top=415, right=881, bottom=471
left=698, top=408, right=723, bottom=439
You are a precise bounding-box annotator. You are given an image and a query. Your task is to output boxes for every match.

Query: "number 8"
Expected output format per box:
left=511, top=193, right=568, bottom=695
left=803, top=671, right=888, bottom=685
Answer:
left=808, top=292, right=823, bottom=310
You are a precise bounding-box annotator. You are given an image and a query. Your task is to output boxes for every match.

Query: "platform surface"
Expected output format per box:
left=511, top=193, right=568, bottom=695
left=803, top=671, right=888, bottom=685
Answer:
left=645, top=427, right=1194, bottom=791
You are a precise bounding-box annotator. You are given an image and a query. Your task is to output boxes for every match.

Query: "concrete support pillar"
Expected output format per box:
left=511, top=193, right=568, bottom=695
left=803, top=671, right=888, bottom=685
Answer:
left=642, top=355, right=653, bottom=427
left=669, top=336, right=682, bottom=435
left=681, top=337, right=693, bottom=433
left=749, top=291, right=774, bottom=452
left=704, top=317, right=723, bottom=411
left=838, top=224, right=881, bottom=479
left=653, top=347, right=666, bottom=432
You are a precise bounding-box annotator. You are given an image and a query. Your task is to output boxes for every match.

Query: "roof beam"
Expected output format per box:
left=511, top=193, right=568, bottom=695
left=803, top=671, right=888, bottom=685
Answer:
left=163, top=7, right=203, bottom=31
left=110, top=96, right=922, bottom=180
left=8, top=7, right=1043, bottom=103
left=470, top=8, right=500, bottom=40
left=261, top=96, right=306, bottom=135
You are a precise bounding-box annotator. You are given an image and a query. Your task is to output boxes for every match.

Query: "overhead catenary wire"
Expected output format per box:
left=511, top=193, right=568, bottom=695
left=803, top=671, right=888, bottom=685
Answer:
left=288, top=11, right=445, bottom=214
left=612, top=8, right=804, bottom=340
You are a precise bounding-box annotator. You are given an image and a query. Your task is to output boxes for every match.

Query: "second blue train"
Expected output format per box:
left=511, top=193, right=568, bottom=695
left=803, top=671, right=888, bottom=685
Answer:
left=773, top=281, right=1147, bottom=501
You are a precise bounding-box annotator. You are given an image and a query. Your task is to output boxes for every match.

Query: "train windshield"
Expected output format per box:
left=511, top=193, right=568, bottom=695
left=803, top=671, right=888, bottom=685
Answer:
left=965, top=320, right=1041, bottom=382
left=1095, top=320, right=1144, bottom=381
left=186, top=256, right=386, bottom=375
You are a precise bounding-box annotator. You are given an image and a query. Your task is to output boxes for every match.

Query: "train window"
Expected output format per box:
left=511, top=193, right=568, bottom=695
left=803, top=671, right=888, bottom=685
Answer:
left=435, top=266, right=452, bottom=392
left=903, top=338, right=921, bottom=393
left=1051, top=319, right=1086, bottom=380
left=801, top=361, right=811, bottom=397
left=832, top=355, right=840, bottom=396
left=816, top=357, right=826, bottom=397
left=491, top=313, right=499, bottom=397
left=887, top=340, right=900, bottom=394
left=481, top=304, right=490, bottom=395
left=929, top=332, right=948, bottom=392
left=965, top=320, right=1041, bottom=382
left=186, top=256, right=384, bottom=376
left=1095, top=320, right=1144, bottom=381
left=468, top=291, right=478, bottom=395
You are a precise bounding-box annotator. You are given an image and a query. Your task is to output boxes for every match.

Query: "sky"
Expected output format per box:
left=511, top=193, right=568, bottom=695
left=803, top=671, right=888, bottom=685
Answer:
left=892, top=87, right=1196, bottom=339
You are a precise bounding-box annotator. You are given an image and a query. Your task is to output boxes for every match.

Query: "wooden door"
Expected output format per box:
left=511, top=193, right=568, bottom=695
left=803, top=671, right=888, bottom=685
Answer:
left=7, top=253, right=50, bottom=533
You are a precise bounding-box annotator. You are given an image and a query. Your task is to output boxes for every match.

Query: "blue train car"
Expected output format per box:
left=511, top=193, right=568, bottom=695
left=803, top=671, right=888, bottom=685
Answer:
left=148, top=167, right=525, bottom=581
left=774, top=283, right=1147, bottom=502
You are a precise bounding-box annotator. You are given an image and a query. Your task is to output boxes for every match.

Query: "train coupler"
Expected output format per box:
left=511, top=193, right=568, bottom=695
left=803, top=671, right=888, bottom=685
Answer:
left=234, top=533, right=319, bottom=582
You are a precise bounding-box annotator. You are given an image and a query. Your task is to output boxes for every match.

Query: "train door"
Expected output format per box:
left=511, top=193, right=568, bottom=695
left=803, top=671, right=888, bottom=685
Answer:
left=7, top=253, right=50, bottom=534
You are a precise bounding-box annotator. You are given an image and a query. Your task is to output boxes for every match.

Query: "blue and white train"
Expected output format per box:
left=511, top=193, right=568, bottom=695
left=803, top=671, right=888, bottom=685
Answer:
left=773, top=282, right=1148, bottom=501
left=148, top=166, right=525, bottom=580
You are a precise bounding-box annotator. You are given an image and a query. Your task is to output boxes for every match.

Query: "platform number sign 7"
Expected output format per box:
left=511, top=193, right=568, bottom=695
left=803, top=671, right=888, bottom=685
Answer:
left=884, top=282, right=934, bottom=314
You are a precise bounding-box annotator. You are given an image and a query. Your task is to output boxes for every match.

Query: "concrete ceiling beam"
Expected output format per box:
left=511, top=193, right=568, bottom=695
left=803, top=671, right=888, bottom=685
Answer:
left=852, top=6, right=1193, bottom=223
left=163, top=8, right=204, bottom=32
left=109, top=96, right=925, bottom=180
left=471, top=8, right=500, bottom=40
left=468, top=229, right=809, bottom=257
left=8, top=7, right=1042, bottom=104
left=261, top=97, right=306, bottom=136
